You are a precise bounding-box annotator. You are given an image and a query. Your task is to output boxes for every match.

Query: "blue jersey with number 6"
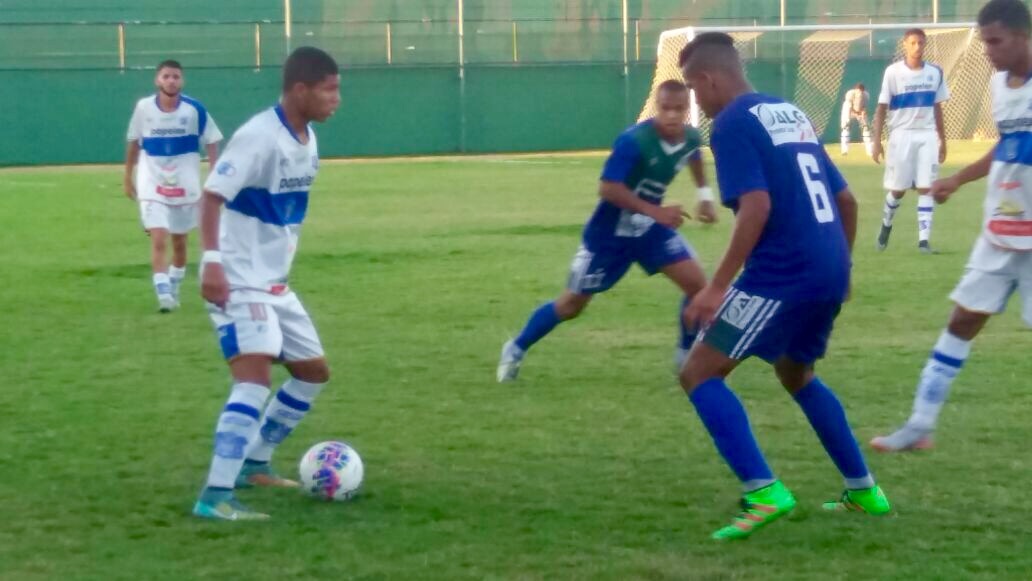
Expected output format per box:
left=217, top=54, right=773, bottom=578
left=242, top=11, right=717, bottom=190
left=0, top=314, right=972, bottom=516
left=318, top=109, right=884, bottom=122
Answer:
left=711, top=93, right=850, bottom=302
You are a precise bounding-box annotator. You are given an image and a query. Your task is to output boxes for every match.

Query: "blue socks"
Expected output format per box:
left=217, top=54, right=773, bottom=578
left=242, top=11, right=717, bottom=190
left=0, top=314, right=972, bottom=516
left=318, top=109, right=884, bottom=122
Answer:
left=793, top=378, right=873, bottom=489
left=689, top=378, right=775, bottom=491
left=514, top=302, right=562, bottom=351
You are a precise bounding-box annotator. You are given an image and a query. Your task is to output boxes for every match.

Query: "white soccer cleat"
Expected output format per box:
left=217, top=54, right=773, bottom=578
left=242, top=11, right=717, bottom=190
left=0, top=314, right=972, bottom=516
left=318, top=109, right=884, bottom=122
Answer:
left=158, top=294, right=178, bottom=313
left=870, top=424, right=934, bottom=453
left=496, top=340, right=525, bottom=383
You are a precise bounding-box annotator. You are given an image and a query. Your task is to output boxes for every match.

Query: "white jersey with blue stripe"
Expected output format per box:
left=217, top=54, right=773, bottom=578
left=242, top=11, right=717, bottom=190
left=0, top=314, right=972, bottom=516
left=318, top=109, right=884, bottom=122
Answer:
left=127, top=94, right=222, bottom=205
left=877, top=60, right=949, bottom=132
left=985, top=71, right=1032, bottom=251
left=203, top=105, right=319, bottom=294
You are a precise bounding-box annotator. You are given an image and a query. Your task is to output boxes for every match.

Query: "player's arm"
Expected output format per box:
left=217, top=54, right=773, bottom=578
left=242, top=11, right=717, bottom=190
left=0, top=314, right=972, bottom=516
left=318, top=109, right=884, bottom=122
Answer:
left=123, top=141, right=140, bottom=200
left=599, top=181, right=683, bottom=228
left=931, top=145, right=995, bottom=204
left=206, top=142, right=220, bottom=166
left=687, top=153, right=717, bottom=224
left=598, top=133, right=683, bottom=228
left=871, top=104, right=888, bottom=163
left=837, top=188, right=858, bottom=253
left=711, top=190, right=769, bottom=288
left=202, top=113, right=224, bottom=168
left=871, top=69, right=893, bottom=163
left=199, top=190, right=229, bottom=307
left=684, top=119, right=768, bottom=328
left=934, top=103, right=947, bottom=163
left=124, top=105, right=142, bottom=200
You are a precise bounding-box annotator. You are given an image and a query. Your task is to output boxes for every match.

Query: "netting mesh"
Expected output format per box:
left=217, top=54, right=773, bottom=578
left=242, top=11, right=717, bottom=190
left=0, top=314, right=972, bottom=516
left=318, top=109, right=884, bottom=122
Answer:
left=637, top=30, right=758, bottom=136
left=639, top=24, right=996, bottom=142
left=896, top=29, right=996, bottom=141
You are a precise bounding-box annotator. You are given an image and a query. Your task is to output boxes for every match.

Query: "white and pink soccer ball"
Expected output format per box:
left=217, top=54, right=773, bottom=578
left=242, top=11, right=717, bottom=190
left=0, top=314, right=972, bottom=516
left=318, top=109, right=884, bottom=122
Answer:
left=299, top=441, right=364, bottom=501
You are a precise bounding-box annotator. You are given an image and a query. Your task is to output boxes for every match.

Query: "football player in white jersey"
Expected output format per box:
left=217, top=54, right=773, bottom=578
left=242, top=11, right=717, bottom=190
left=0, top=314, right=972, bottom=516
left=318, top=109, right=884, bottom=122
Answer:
left=871, top=29, right=950, bottom=253
left=872, top=0, right=1032, bottom=452
left=840, top=82, right=873, bottom=156
left=125, top=60, right=223, bottom=311
left=192, top=47, right=340, bottom=521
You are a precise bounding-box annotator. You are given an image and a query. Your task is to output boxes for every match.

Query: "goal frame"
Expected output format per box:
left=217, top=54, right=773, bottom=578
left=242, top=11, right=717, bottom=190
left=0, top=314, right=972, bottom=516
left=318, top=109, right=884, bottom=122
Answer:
left=654, top=21, right=978, bottom=127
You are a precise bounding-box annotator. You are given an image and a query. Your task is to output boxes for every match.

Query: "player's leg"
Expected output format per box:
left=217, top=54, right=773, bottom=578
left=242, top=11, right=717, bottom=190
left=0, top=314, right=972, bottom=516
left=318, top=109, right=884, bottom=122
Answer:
left=877, top=133, right=911, bottom=251
left=858, top=114, right=873, bottom=157
left=649, top=229, right=706, bottom=372
left=194, top=301, right=283, bottom=520
left=679, top=290, right=796, bottom=540
left=840, top=105, right=851, bottom=155
left=915, top=133, right=940, bottom=253
left=240, top=294, right=330, bottom=487
left=773, top=304, right=890, bottom=514
left=140, top=201, right=177, bottom=311
left=498, top=242, right=628, bottom=382
left=167, top=204, right=195, bottom=305
left=871, top=243, right=1012, bottom=451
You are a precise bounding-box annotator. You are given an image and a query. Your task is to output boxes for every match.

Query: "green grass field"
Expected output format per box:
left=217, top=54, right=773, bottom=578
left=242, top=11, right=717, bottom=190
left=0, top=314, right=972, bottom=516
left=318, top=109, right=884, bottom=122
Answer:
left=1, top=142, right=1030, bottom=580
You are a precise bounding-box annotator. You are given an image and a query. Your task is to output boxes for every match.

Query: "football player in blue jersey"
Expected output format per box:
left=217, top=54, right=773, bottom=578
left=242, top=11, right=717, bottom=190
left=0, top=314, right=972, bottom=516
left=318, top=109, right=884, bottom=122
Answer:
left=497, top=80, right=717, bottom=383
left=678, top=32, right=891, bottom=540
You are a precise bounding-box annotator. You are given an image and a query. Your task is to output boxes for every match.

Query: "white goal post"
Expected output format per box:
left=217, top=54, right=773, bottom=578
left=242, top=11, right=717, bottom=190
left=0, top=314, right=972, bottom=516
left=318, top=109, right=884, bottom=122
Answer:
left=638, top=22, right=996, bottom=142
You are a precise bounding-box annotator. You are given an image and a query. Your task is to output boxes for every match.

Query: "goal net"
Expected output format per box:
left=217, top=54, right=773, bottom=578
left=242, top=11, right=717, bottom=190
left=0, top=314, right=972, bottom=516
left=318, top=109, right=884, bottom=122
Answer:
left=638, top=23, right=996, bottom=143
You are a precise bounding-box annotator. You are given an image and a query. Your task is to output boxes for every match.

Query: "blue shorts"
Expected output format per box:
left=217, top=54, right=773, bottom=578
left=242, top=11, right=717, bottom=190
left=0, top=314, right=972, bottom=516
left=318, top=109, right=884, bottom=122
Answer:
left=700, top=286, right=841, bottom=364
left=567, top=224, right=694, bottom=294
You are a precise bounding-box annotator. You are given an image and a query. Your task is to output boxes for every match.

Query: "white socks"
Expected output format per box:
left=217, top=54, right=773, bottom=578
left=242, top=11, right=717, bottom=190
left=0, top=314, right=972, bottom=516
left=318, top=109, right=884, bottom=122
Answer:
left=205, top=382, right=270, bottom=489
left=908, top=331, right=971, bottom=430
left=245, top=378, right=326, bottom=463
left=917, top=194, right=934, bottom=243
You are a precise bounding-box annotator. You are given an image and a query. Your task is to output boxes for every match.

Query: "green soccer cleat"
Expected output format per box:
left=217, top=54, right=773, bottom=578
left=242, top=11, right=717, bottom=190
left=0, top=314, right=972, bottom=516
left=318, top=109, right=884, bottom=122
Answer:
left=235, top=461, right=300, bottom=489
left=192, top=489, right=270, bottom=521
left=711, top=480, right=797, bottom=541
left=822, top=485, right=892, bottom=515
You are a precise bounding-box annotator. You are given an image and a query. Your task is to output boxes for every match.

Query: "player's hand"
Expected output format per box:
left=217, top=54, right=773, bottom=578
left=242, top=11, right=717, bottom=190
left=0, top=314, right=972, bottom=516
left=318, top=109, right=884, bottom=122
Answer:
left=201, top=262, right=230, bottom=308
left=939, top=141, right=948, bottom=163
left=695, top=200, right=718, bottom=224
left=870, top=142, right=883, bottom=164
left=123, top=175, right=136, bottom=200
left=683, top=283, right=727, bottom=330
left=651, top=205, right=685, bottom=229
left=930, top=175, right=961, bottom=204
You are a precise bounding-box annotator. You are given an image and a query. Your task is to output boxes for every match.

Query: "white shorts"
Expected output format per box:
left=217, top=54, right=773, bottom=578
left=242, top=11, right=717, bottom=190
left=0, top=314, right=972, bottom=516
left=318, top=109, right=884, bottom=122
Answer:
left=140, top=201, right=197, bottom=234
left=949, top=237, right=1032, bottom=326
left=884, top=130, right=939, bottom=191
left=207, top=290, right=325, bottom=361
left=840, top=105, right=867, bottom=129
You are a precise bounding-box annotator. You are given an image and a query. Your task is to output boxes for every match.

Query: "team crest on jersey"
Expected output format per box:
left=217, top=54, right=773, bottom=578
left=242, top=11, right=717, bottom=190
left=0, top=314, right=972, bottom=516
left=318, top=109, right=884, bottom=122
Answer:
left=216, top=161, right=236, bottom=176
left=1002, top=138, right=1020, bottom=161
left=179, top=117, right=188, bottom=126
left=749, top=103, right=818, bottom=146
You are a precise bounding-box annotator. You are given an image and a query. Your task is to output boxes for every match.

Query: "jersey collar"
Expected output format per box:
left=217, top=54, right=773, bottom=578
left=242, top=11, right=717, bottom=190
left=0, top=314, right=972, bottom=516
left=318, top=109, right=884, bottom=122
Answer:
left=274, top=104, right=310, bottom=144
left=154, top=93, right=181, bottom=113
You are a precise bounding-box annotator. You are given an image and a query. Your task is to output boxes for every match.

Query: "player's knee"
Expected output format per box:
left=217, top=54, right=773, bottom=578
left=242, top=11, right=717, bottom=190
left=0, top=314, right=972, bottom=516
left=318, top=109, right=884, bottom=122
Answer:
left=290, top=359, right=330, bottom=383
left=946, top=307, right=986, bottom=340
left=555, top=295, right=589, bottom=320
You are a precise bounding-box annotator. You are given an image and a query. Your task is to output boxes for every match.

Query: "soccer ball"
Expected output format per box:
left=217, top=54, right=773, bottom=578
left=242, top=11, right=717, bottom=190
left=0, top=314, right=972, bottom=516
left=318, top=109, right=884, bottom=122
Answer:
left=298, top=441, right=364, bottom=501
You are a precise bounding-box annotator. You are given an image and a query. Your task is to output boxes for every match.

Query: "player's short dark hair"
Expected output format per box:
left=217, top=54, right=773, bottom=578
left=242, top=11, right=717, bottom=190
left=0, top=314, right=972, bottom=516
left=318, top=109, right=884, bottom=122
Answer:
left=903, top=28, right=926, bottom=40
left=657, top=79, right=688, bottom=95
left=156, top=59, right=182, bottom=72
left=283, top=47, right=339, bottom=91
left=856, top=82, right=865, bottom=91
left=678, top=31, right=736, bottom=69
left=978, top=0, right=1032, bottom=33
